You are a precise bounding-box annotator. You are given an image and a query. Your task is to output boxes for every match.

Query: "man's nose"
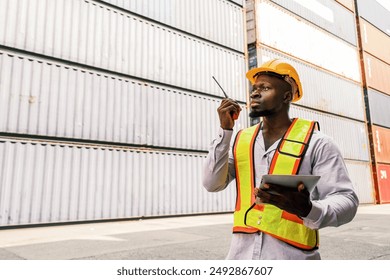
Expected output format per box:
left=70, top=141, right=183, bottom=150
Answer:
left=250, top=89, right=260, bottom=98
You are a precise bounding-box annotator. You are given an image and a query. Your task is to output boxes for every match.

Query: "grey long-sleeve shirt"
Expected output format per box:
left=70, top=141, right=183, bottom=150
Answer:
left=203, top=127, right=359, bottom=260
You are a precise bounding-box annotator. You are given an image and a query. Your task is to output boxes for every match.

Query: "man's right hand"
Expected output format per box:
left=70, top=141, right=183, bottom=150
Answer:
left=217, top=98, right=241, bottom=130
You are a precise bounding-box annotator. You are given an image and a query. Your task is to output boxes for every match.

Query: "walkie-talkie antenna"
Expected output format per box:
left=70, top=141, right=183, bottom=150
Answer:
left=212, top=76, right=229, bottom=98
left=212, top=76, right=240, bottom=120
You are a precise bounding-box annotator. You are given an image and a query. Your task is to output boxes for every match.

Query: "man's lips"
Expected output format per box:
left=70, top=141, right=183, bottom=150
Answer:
left=250, top=100, right=261, bottom=107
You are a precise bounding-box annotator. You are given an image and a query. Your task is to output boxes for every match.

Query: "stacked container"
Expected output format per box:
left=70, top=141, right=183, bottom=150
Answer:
left=356, top=0, right=390, bottom=203
left=0, top=0, right=248, bottom=226
left=246, top=0, right=375, bottom=203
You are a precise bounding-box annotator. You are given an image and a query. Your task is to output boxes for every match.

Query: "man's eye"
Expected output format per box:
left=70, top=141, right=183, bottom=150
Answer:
left=262, top=87, right=270, bottom=91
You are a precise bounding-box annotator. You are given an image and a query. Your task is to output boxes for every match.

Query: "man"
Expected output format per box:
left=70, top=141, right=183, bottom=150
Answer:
left=203, top=59, right=359, bottom=259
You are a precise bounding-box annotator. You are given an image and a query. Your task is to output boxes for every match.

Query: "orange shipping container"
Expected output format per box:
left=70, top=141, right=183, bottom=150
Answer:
left=335, top=0, right=354, bottom=11
left=360, top=18, right=390, bottom=65
left=364, top=53, right=390, bottom=96
left=376, top=164, right=390, bottom=203
left=373, top=125, right=390, bottom=164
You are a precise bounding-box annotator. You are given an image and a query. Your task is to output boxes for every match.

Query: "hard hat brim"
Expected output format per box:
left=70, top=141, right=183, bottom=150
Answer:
left=246, top=67, right=279, bottom=85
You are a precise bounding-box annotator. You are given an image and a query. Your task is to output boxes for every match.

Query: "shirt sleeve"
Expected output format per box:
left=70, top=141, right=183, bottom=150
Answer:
left=303, top=136, right=359, bottom=229
left=202, top=128, right=236, bottom=192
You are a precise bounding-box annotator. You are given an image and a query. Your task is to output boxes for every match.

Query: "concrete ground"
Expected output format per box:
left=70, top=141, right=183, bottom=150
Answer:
left=0, top=204, right=389, bottom=260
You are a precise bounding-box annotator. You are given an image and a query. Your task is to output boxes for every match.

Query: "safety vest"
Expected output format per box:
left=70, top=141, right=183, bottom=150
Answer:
left=232, top=118, right=319, bottom=250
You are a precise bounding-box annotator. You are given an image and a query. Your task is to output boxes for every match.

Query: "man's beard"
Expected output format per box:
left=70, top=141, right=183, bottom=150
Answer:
left=249, top=109, right=273, bottom=118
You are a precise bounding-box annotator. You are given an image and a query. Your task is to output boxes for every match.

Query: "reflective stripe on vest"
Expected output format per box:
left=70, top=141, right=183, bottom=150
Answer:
left=232, top=124, right=261, bottom=234
left=233, top=118, right=319, bottom=250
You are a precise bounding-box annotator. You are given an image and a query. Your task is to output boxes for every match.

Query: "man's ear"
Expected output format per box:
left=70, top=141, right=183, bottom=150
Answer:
left=284, top=91, right=293, bottom=103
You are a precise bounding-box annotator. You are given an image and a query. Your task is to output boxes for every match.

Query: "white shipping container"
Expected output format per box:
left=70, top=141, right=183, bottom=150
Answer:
left=0, top=0, right=247, bottom=101
left=256, top=46, right=365, bottom=121
left=345, top=160, right=375, bottom=204
left=335, top=0, right=354, bottom=12
left=290, top=105, right=370, bottom=161
left=368, top=88, right=390, bottom=129
left=0, top=51, right=249, bottom=150
left=230, top=0, right=244, bottom=6
left=269, top=0, right=357, bottom=45
left=100, top=0, right=245, bottom=52
left=253, top=0, right=361, bottom=82
left=0, top=139, right=236, bottom=227
left=357, top=0, right=390, bottom=37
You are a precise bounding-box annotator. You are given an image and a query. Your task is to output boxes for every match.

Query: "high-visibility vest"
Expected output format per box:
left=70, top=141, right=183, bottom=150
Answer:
left=232, top=118, right=319, bottom=250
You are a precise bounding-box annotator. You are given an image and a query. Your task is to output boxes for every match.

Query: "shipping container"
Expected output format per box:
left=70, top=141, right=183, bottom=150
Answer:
left=0, top=139, right=236, bottom=227
left=356, top=0, right=390, bottom=37
left=290, top=105, right=370, bottom=162
left=376, top=163, right=390, bottom=203
left=246, top=0, right=256, bottom=44
left=251, top=0, right=361, bottom=82
left=372, top=125, right=390, bottom=164
left=100, top=0, right=245, bottom=52
left=230, top=0, right=244, bottom=6
left=335, top=0, right=354, bottom=12
left=360, top=18, right=390, bottom=65
left=368, top=88, right=390, bottom=129
left=269, top=0, right=357, bottom=45
left=0, top=51, right=249, bottom=149
left=0, top=0, right=247, bottom=101
left=345, top=160, right=375, bottom=204
left=364, top=53, right=390, bottom=96
left=256, top=46, right=365, bottom=121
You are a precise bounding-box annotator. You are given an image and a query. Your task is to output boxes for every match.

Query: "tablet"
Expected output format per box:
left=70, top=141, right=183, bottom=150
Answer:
left=260, top=174, right=321, bottom=192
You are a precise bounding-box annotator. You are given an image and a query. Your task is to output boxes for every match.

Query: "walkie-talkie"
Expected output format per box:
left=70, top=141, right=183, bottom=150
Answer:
left=212, top=76, right=240, bottom=120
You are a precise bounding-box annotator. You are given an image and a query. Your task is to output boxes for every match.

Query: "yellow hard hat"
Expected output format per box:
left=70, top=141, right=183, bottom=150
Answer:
left=246, top=59, right=303, bottom=102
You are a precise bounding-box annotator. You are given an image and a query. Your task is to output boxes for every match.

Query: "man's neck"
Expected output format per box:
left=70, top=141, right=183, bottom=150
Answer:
left=262, top=114, right=292, bottom=134
left=261, top=115, right=292, bottom=151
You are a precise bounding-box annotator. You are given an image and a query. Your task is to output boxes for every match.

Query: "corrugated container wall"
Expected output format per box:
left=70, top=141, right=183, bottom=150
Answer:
left=99, top=0, right=245, bottom=52
left=335, top=0, right=354, bottom=11
left=269, top=0, right=357, bottom=46
left=363, top=53, right=390, bottom=96
left=0, top=50, right=249, bottom=150
left=376, top=164, right=390, bottom=203
left=0, top=139, right=237, bottom=226
left=356, top=0, right=390, bottom=36
left=0, top=0, right=247, bottom=226
left=368, top=89, right=390, bottom=129
left=360, top=18, right=390, bottom=65
left=345, top=160, right=375, bottom=204
left=247, top=0, right=374, bottom=204
left=372, top=126, right=390, bottom=165
left=289, top=106, right=369, bottom=162
left=0, top=0, right=247, bottom=102
left=357, top=1, right=390, bottom=203
left=253, top=0, right=360, bottom=82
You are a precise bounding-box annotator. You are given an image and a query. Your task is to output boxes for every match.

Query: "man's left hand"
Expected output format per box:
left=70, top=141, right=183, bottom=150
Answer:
left=256, top=183, right=312, bottom=217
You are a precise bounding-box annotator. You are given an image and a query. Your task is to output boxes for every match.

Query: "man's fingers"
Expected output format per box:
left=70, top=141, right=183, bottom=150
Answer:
left=298, top=183, right=305, bottom=192
left=265, top=183, right=287, bottom=194
left=257, top=188, right=278, bottom=202
left=219, top=98, right=241, bottom=111
left=221, top=104, right=240, bottom=113
left=265, top=183, right=308, bottom=194
left=258, top=188, right=286, bottom=207
left=258, top=182, right=311, bottom=216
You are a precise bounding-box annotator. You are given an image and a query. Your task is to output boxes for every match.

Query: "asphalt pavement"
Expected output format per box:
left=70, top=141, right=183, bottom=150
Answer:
left=0, top=204, right=389, bottom=260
